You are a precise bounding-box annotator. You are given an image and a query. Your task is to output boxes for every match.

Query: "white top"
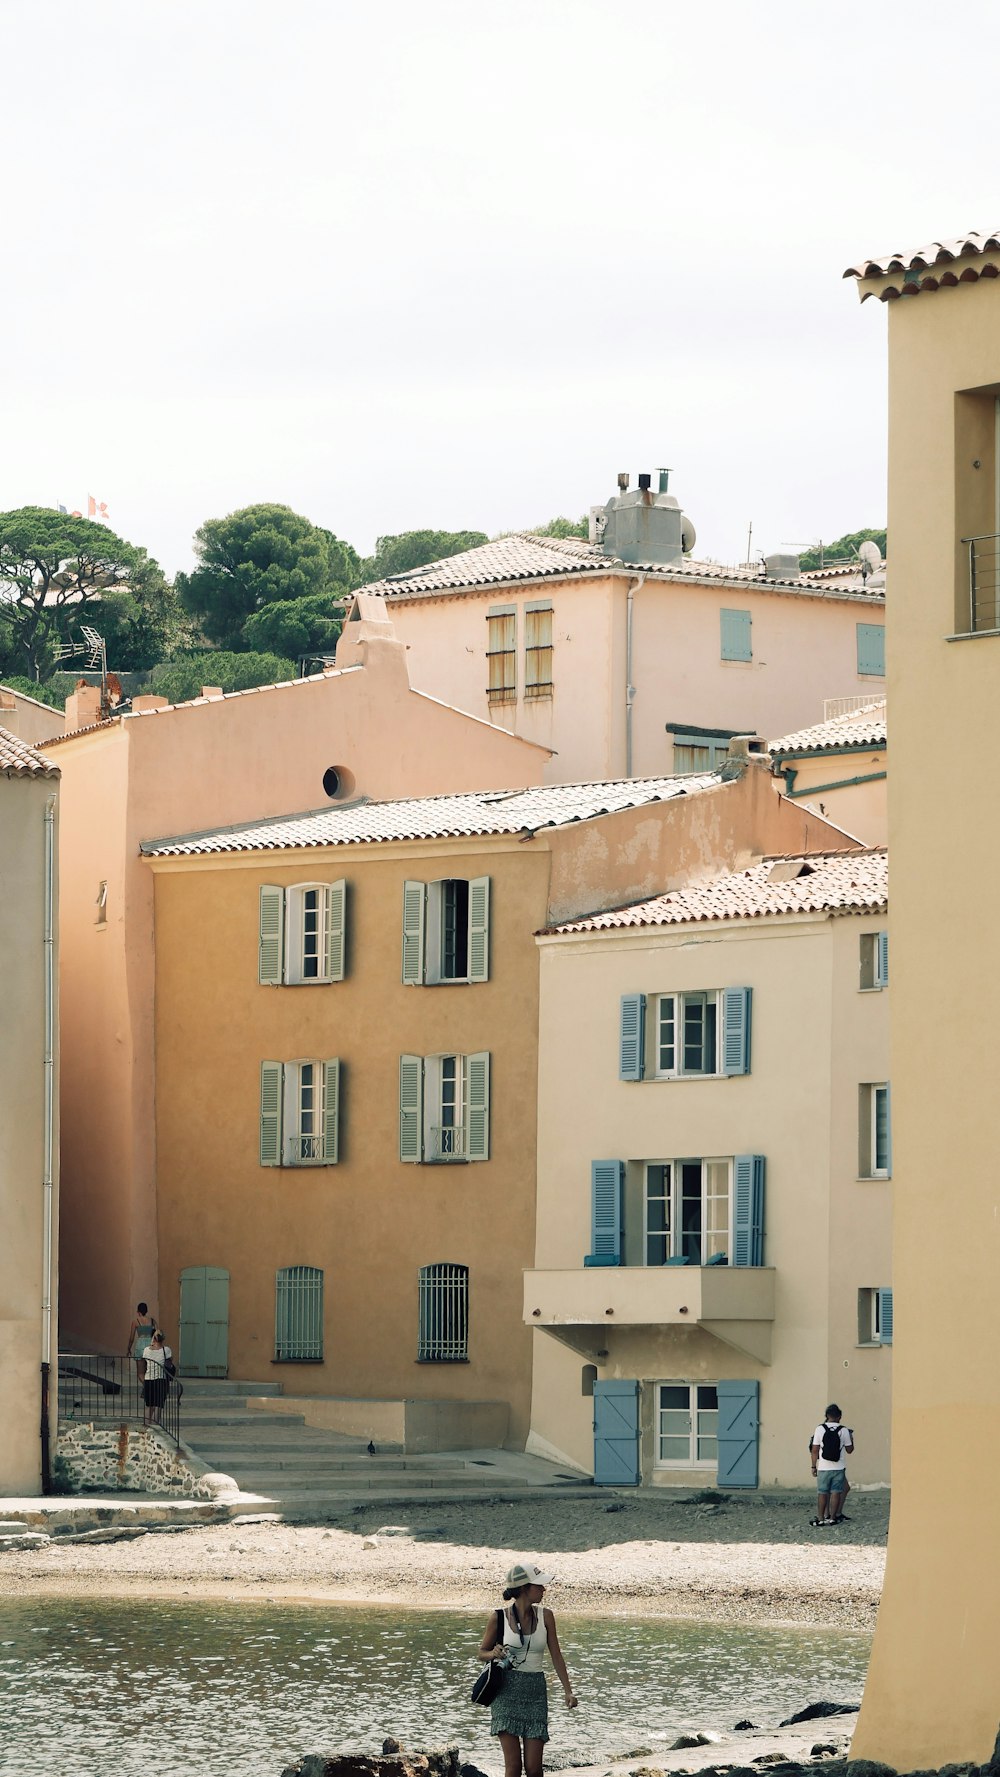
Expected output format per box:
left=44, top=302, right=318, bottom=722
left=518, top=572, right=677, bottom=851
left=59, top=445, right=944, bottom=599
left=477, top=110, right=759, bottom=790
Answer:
left=501, top=1606, right=548, bottom=1673
left=144, top=1345, right=172, bottom=1380
left=813, top=1422, right=852, bottom=1471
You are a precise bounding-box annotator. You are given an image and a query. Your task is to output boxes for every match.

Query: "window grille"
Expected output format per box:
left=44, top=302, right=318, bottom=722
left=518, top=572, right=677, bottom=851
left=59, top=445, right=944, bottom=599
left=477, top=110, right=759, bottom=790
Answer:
left=524, top=605, right=553, bottom=699
left=275, top=1265, right=324, bottom=1361
left=487, top=610, right=517, bottom=703
left=417, top=1262, right=468, bottom=1361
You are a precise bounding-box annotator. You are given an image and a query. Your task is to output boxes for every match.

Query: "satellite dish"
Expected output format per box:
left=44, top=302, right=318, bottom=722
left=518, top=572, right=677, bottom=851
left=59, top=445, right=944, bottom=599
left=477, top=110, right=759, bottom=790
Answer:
left=858, top=540, right=882, bottom=578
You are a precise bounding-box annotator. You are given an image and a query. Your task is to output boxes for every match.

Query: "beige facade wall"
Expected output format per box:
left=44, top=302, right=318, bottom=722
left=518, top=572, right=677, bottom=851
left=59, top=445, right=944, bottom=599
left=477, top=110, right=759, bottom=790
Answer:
left=0, top=772, right=59, bottom=1495
left=850, top=265, right=1000, bottom=1767
left=526, top=910, right=891, bottom=1489
left=0, top=688, right=65, bottom=746
left=381, top=576, right=885, bottom=784
left=774, top=749, right=887, bottom=847
left=45, top=642, right=548, bottom=1353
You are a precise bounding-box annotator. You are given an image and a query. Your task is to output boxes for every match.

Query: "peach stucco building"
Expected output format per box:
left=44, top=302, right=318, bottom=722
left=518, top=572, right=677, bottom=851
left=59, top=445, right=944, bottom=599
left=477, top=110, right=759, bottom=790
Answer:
left=769, top=701, right=886, bottom=846
left=40, top=608, right=549, bottom=1355
left=846, top=231, right=1000, bottom=1769
left=352, top=501, right=887, bottom=784
left=526, top=849, right=891, bottom=1490
left=139, top=758, right=854, bottom=1447
left=0, top=728, right=59, bottom=1495
left=0, top=684, right=65, bottom=746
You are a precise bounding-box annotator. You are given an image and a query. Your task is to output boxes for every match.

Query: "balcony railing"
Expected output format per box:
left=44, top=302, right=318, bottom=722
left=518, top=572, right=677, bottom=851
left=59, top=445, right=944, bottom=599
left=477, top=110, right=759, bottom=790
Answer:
left=286, top=1132, right=329, bottom=1165
left=963, top=533, right=1000, bottom=633
left=58, top=1353, right=181, bottom=1445
left=428, top=1123, right=467, bottom=1161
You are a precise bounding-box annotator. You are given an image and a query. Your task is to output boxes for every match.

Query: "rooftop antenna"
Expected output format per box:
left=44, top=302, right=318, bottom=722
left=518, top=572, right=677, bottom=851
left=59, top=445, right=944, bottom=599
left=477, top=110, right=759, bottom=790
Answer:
left=858, top=539, right=882, bottom=580
left=745, top=521, right=753, bottom=566
left=55, top=623, right=108, bottom=702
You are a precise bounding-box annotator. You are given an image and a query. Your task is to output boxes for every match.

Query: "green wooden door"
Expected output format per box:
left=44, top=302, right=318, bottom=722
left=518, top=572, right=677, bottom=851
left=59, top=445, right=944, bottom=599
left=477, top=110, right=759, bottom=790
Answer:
left=179, top=1266, right=230, bottom=1377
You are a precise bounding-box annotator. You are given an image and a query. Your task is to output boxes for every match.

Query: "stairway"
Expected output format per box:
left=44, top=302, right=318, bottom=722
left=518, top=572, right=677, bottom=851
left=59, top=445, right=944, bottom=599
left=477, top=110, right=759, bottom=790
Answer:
left=179, top=1379, right=588, bottom=1509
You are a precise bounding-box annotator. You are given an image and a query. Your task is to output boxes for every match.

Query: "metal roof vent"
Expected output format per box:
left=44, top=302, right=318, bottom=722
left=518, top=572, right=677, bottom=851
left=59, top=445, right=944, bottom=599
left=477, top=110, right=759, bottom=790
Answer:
left=595, top=468, right=697, bottom=564
left=764, top=550, right=801, bottom=580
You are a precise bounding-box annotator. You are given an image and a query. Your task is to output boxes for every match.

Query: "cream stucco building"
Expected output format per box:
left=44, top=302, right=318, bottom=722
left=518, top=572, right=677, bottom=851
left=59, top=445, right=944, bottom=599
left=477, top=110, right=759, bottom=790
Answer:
left=770, top=702, right=886, bottom=847
left=0, top=728, right=59, bottom=1495
left=846, top=230, right=1000, bottom=1769
left=525, top=849, right=891, bottom=1490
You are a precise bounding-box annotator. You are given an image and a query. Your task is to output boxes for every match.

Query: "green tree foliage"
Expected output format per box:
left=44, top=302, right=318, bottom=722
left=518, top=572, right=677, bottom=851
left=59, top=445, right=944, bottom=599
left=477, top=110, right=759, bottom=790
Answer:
left=530, top=515, right=589, bottom=539
left=242, top=591, right=343, bottom=660
left=0, top=507, right=174, bottom=679
left=798, top=528, right=886, bottom=572
left=0, top=673, right=63, bottom=708
left=149, top=650, right=296, bottom=706
left=360, top=529, right=488, bottom=584
left=176, top=504, right=358, bottom=652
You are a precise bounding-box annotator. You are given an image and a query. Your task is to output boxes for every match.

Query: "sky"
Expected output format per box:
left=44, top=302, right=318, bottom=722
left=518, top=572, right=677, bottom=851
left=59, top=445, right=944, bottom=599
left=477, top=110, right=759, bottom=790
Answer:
left=2, top=0, right=998, bottom=576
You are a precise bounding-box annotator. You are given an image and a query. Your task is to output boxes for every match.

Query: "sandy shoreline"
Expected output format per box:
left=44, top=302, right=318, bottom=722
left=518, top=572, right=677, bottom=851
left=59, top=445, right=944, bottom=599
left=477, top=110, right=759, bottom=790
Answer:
left=0, top=1490, right=886, bottom=1630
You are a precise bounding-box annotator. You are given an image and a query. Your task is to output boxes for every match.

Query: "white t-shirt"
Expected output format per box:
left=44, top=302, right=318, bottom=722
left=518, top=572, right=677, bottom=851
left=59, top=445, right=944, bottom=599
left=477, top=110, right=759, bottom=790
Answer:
left=813, top=1422, right=852, bottom=1471
left=144, top=1345, right=172, bottom=1381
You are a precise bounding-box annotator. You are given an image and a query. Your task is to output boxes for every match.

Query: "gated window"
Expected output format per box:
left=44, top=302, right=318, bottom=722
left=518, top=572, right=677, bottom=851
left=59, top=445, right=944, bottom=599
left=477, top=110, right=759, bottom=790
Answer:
left=417, top=1263, right=469, bottom=1361
left=487, top=607, right=517, bottom=704
left=274, top=1265, right=324, bottom=1361
left=656, top=1381, right=719, bottom=1465
left=524, top=603, right=553, bottom=699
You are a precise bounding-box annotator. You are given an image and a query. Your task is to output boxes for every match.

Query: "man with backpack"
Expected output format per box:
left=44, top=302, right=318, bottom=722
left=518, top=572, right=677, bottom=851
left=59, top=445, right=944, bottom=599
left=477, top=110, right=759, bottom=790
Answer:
left=810, top=1404, right=854, bottom=1526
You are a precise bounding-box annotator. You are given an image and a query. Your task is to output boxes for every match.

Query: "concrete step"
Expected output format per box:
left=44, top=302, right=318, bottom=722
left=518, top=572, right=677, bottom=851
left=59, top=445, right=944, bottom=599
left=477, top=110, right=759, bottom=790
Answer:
left=178, top=1379, right=284, bottom=1397
left=181, top=1410, right=308, bottom=1429
left=229, top=1470, right=493, bottom=1493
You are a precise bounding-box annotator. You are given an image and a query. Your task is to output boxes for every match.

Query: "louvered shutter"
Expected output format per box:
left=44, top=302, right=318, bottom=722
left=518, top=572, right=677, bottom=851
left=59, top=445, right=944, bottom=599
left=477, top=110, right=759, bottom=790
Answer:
left=399, top=1055, right=424, bottom=1162
left=259, top=887, right=285, bottom=985
left=322, top=1059, right=340, bottom=1163
left=465, top=1052, right=491, bottom=1161
left=468, top=877, right=490, bottom=982
left=857, top=623, right=885, bottom=676
left=878, top=1287, right=894, bottom=1345
left=619, top=993, right=646, bottom=1081
left=733, top=1154, right=765, bottom=1265
left=260, top=1062, right=283, bottom=1166
left=325, top=881, right=347, bottom=982
left=720, top=608, right=752, bottom=661
left=586, top=1160, right=624, bottom=1265
left=402, top=881, right=426, bottom=984
left=884, top=1084, right=892, bottom=1175
left=721, top=987, right=752, bottom=1075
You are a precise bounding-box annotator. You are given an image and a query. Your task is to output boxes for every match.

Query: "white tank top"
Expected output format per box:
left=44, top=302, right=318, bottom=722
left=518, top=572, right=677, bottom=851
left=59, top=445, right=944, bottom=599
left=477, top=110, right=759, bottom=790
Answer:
left=501, top=1606, right=548, bottom=1673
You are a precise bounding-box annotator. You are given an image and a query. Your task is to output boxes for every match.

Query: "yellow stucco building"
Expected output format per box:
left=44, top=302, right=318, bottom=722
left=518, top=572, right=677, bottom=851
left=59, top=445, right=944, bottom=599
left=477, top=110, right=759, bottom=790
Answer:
left=525, top=848, right=891, bottom=1489
left=847, top=229, right=1000, bottom=1769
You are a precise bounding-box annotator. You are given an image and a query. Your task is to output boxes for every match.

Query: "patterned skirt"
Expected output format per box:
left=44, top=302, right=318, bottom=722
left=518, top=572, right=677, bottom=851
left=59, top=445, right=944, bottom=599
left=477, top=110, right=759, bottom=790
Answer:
left=490, top=1669, right=549, bottom=1742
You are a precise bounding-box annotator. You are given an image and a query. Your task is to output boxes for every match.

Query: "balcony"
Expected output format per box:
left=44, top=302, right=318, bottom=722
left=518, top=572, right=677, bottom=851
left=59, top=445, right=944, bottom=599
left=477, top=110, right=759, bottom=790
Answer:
left=522, top=1265, right=775, bottom=1362
left=962, top=533, right=1000, bottom=633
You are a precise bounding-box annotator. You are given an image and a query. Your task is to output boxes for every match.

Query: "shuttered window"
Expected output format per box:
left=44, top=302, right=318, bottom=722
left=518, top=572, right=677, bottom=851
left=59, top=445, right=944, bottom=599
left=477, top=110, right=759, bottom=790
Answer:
left=622, top=989, right=752, bottom=1080
left=274, top=1265, right=324, bottom=1361
left=859, top=1286, right=893, bottom=1346
left=859, top=1083, right=891, bottom=1177
left=418, top=1263, right=469, bottom=1361
left=586, top=1159, right=624, bottom=1266
left=403, top=878, right=490, bottom=984
left=259, top=1059, right=341, bottom=1167
left=259, top=882, right=347, bottom=985
left=487, top=607, right=516, bottom=704
left=860, top=930, right=889, bottom=990
left=656, top=1382, right=719, bottom=1465
left=732, top=1153, right=766, bottom=1266
left=642, top=1156, right=762, bottom=1266
left=720, top=609, right=752, bottom=662
left=524, top=603, right=553, bottom=699
left=400, top=1053, right=490, bottom=1163
left=857, top=622, right=885, bottom=676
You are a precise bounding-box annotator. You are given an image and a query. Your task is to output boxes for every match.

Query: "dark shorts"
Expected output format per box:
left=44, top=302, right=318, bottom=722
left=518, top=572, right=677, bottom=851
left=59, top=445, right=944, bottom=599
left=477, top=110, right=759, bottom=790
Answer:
left=143, top=1378, right=168, bottom=1407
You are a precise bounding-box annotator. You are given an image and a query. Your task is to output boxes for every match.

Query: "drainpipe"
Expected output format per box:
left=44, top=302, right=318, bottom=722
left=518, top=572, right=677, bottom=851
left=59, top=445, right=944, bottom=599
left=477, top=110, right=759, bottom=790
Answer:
left=40, top=792, right=56, bottom=1494
left=625, top=573, right=647, bottom=778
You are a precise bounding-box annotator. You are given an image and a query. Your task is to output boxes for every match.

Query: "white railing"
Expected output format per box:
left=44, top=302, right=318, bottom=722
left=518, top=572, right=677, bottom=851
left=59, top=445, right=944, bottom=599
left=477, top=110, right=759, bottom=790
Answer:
left=428, top=1123, right=467, bottom=1161
left=823, top=695, right=887, bottom=720
left=286, top=1133, right=326, bottom=1165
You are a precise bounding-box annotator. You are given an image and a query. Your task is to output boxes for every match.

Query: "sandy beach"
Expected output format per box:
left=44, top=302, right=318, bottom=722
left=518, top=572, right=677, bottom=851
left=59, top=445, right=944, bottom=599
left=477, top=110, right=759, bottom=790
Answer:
left=0, top=1489, right=887, bottom=1629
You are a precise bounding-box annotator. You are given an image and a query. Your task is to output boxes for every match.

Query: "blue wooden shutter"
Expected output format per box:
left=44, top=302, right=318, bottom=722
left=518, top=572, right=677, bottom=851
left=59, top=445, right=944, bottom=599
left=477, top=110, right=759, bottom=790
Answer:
left=720, top=608, right=752, bottom=661
left=721, top=987, right=752, bottom=1075
left=733, top=1154, right=765, bottom=1265
left=857, top=622, right=885, bottom=676
left=586, top=1160, right=624, bottom=1265
left=619, top=993, right=646, bottom=1080
left=878, top=1287, right=894, bottom=1345
left=716, top=1379, right=759, bottom=1487
left=593, top=1379, right=640, bottom=1485
left=876, top=930, right=889, bottom=987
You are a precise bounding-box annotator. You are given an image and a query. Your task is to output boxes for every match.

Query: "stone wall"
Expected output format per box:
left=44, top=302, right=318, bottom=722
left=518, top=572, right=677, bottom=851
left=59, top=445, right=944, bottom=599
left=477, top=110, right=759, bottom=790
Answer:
left=57, top=1421, right=217, bottom=1497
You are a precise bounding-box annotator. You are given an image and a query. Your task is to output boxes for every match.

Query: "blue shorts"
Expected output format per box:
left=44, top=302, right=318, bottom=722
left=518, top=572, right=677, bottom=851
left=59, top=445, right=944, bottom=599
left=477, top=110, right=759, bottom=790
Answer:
left=816, top=1468, right=846, bottom=1494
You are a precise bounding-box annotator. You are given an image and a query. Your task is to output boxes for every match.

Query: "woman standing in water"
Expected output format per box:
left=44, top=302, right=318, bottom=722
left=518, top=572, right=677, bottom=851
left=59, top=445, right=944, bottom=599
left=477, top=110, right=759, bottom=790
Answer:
left=478, top=1560, right=577, bottom=1777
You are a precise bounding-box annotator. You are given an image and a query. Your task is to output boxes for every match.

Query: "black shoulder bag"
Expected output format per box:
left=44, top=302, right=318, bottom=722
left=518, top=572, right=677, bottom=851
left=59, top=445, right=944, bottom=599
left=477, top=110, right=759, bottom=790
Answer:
left=471, top=1609, right=509, bottom=1706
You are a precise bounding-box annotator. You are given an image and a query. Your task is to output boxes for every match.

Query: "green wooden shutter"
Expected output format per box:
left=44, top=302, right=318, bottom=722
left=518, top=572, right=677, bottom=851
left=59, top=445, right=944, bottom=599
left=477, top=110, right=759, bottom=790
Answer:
left=259, top=886, right=285, bottom=985
left=468, top=877, right=490, bottom=983
left=721, top=987, right=752, bottom=1075
left=399, top=1054, right=424, bottom=1161
left=619, top=993, right=646, bottom=1080
left=878, top=1287, right=894, bottom=1345
left=322, top=1059, right=340, bottom=1163
left=402, top=881, right=426, bottom=984
left=876, top=930, right=889, bottom=987
left=325, top=881, right=347, bottom=982
left=733, top=1154, right=765, bottom=1265
left=260, top=1061, right=283, bottom=1166
left=465, top=1052, right=491, bottom=1160
left=857, top=622, right=885, bottom=675
left=586, top=1160, right=624, bottom=1265
left=720, top=608, right=752, bottom=661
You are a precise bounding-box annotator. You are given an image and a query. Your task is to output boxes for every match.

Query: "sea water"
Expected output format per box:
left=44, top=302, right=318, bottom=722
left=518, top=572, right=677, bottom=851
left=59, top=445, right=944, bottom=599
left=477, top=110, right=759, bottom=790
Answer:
left=0, top=1598, right=870, bottom=1777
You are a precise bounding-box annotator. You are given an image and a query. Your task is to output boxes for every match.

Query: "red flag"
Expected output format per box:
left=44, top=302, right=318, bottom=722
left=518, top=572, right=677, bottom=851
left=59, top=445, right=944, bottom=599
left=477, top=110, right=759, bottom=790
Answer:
left=87, top=495, right=110, bottom=521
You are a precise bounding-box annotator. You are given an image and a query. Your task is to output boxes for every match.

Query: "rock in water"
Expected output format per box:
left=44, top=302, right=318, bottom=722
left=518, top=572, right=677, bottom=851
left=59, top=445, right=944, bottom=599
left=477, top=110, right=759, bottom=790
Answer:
left=778, top=1703, right=860, bottom=1727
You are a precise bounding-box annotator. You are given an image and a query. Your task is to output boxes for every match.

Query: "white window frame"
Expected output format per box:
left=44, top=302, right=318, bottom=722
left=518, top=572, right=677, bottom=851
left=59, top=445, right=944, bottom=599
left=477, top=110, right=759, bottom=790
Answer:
left=858, top=1286, right=891, bottom=1346
left=424, top=1054, right=467, bottom=1161
left=426, top=879, right=471, bottom=984
left=417, top=1262, right=469, bottom=1361
left=285, top=883, right=339, bottom=985
left=859, top=931, right=889, bottom=991
left=282, top=1059, right=339, bottom=1166
left=655, top=1380, right=720, bottom=1468
left=643, top=1158, right=732, bottom=1265
left=860, top=1082, right=891, bottom=1178
left=655, top=992, right=722, bottom=1077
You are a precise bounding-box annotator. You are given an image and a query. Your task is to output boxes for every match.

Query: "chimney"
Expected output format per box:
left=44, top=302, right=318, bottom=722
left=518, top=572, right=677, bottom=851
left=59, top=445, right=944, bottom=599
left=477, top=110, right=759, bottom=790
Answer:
left=200, top=686, right=224, bottom=700
left=763, top=550, right=801, bottom=580
left=64, top=683, right=103, bottom=732
left=132, top=695, right=171, bottom=713
left=599, top=469, right=697, bottom=564
left=718, top=734, right=770, bottom=779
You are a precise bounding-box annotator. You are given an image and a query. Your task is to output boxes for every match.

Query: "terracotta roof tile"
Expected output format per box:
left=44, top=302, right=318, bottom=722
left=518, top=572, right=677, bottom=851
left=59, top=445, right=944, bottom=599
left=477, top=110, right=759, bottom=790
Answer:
left=544, top=849, right=887, bottom=934
left=770, top=703, right=886, bottom=758
left=0, top=726, right=60, bottom=778
left=141, top=773, right=723, bottom=858
left=845, top=231, right=1000, bottom=301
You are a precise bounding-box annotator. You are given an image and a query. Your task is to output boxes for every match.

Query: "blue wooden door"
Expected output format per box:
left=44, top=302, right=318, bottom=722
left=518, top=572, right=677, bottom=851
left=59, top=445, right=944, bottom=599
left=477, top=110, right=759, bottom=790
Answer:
left=593, top=1379, right=640, bottom=1485
left=179, top=1266, right=230, bottom=1377
left=716, top=1379, right=759, bottom=1487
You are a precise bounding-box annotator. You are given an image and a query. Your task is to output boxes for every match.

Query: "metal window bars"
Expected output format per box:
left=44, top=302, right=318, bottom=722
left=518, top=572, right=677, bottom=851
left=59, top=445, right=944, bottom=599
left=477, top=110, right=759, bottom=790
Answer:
left=274, top=1265, right=324, bottom=1361
left=964, top=533, right=1000, bottom=633
left=417, top=1263, right=469, bottom=1361
left=58, top=1353, right=181, bottom=1445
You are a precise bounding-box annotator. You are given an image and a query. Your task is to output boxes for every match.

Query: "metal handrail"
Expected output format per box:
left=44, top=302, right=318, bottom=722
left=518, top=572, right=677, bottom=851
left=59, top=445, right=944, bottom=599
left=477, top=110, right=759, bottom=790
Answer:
left=58, top=1352, right=181, bottom=1445
left=962, top=532, right=1000, bottom=634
